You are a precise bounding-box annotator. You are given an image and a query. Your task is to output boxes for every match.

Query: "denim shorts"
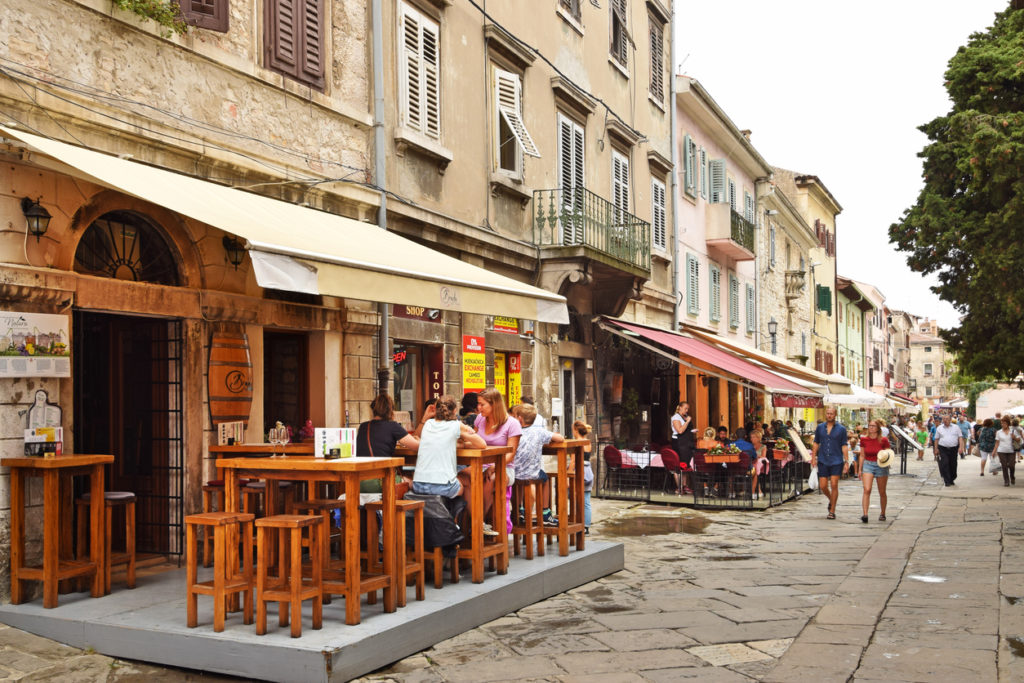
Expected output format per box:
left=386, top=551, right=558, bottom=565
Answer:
left=862, top=459, right=889, bottom=477
left=411, top=479, right=461, bottom=498
left=817, top=462, right=844, bottom=478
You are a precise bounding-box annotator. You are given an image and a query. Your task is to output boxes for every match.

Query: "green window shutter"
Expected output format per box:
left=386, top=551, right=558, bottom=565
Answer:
left=683, top=134, right=696, bottom=197
left=729, top=274, right=739, bottom=327
left=687, top=254, right=699, bottom=315
left=699, top=148, right=708, bottom=199
left=709, top=265, right=721, bottom=322
left=817, top=285, right=832, bottom=314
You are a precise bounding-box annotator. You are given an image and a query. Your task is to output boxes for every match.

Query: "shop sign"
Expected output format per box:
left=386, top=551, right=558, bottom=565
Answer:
left=507, top=353, right=522, bottom=407
left=772, top=393, right=824, bottom=409
left=462, top=335, right=486, bottom=394
left=0, top=312, right=71, bottom=378
left=427, top=347, right=444, bottom=402
left=393, top=345, right=408, bottom=367
left=393, top=305, right=442, bottom=322
left=494, top=352, right=507, bottom=401
left=492, top=316, right=518, bottom=334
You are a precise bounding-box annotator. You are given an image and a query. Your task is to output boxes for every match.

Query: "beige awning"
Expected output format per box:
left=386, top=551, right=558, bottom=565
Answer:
left=2, top=126, right=568, bottom=324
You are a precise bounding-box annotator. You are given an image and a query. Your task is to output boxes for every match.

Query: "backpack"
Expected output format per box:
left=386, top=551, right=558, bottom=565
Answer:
left=403, top=492, right=465, bottom=557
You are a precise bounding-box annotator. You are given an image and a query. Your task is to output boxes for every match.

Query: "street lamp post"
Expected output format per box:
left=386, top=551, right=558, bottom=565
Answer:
left=768, top=317, right=778, bottom=356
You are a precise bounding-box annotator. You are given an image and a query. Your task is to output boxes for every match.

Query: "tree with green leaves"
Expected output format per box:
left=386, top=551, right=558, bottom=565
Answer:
left=890, top=1, right=1024, bottom=379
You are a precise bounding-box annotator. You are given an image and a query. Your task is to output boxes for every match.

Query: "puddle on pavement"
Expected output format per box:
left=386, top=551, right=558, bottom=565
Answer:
left=600, top=514, right=711, bottom=537
left=907, top=575, right=947, bottom=583
left=708, top=555, right=757, bottom=561
left=1007, top=637, right=1024, bottom=658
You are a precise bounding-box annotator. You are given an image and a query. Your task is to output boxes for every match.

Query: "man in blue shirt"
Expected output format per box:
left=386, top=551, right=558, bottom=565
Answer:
left=812, top=406, right=849, bottom=520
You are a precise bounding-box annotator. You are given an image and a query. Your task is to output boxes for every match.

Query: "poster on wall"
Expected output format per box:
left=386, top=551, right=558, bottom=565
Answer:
left=507, top=353, right=522, bottom=407
left=0, top=312, right=71, bottom=378
left=492, top=316, right=519, bottom=334
left=494, top=352, right=507, bottom=402
left=462, top=335, right=486, bottom=394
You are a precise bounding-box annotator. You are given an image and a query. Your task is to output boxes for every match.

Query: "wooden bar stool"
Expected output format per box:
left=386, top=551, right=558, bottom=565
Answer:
left=242, top=480, right=295, bottom=516
left=75, top=491, right=136, bottom=592
left=286, top=498, right=345, bottom=604
left=185, top=511, right=254, bottom=632
left=365, top=499, right=425, bottom=606
left=202, top=478, right=251, bottom=567
left=255, top=514, right=323, bottom=638
left=424, top=546, right=459, bottom=589
left=510, top=479, right=547, bottom=559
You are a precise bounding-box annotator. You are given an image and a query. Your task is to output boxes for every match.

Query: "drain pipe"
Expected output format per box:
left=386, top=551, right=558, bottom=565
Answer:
left=669, top=5, right=680, bottom=330
left=372, top=0, right=389, bottom=395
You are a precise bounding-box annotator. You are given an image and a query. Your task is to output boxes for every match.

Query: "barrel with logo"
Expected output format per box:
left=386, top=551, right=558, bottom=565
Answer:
left=208, top=332, right=253, bottom=425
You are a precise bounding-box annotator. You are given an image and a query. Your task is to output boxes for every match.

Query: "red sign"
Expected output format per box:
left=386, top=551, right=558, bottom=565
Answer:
left=894, top=381, right=905, bottom=389
left=462, top=336, right=486, bottom=394
left=772, top=393, right=824, bottom=409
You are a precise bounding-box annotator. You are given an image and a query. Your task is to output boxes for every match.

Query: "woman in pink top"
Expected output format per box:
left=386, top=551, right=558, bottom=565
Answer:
left=473, top=388, right=522, bottom=530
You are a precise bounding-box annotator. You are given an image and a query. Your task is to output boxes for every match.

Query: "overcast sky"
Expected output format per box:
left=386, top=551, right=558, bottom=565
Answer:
left=674, top=0, right=1008, bottom=329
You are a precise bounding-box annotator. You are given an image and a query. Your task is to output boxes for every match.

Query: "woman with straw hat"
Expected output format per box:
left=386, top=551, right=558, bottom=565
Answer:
left=858, top=420, right=892, bottom=523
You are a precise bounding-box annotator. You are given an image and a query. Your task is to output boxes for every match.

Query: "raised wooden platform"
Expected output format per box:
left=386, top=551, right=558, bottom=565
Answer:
left=0, top=541, right=623, bottom=682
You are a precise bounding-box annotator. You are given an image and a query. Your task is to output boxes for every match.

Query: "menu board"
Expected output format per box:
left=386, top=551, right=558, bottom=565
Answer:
left=0, top=312, right=71, bottom=378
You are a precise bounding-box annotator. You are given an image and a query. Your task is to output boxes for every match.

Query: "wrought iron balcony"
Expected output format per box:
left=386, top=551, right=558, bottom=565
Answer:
left=533, top=187, right=651, bottom=272
left=705, top=203, right=755, bottom=260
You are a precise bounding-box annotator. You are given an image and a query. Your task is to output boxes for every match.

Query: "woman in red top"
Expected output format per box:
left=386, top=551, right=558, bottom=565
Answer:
left=859, top=420, right=891, bottom=523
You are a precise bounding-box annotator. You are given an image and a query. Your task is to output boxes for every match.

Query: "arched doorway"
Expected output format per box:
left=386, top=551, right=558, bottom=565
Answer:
left=72, top=211, right=185, bottom=558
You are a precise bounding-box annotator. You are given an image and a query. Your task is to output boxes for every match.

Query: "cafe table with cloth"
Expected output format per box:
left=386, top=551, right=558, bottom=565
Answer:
left=394, top=445, right=511, bottom=583
left=213, top=446, right=402, bottom=625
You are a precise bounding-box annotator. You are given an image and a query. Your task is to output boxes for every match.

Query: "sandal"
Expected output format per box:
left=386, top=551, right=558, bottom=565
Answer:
left=827, top=512, right=836, bottom=520
left=878, top=514, right=886, bottom=521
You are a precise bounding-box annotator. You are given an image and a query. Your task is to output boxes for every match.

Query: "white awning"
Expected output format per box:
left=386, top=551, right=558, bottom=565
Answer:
left=824, top=384, right=885, bottom=408
left=2, top=126, right=568, bottom=324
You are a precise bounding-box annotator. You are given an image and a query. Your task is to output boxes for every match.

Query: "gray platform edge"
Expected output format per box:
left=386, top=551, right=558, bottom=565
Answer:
left=0, top=541, right=624, bottom=683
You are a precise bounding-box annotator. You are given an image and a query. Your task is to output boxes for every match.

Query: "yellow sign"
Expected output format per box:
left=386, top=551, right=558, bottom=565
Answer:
left=494, top=352, right=507, bottom=403
left=493, top=316, right=519, bottom=334
left=507, top=353, right=522, bottom=407
left=462, top=336, right=486, bottom=394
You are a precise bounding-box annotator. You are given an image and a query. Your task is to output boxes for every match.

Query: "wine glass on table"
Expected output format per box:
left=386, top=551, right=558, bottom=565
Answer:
left=269, top=421, right=289, bottom=456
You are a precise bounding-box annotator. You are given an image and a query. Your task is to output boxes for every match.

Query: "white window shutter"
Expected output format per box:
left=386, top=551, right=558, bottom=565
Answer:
left=729, top=274, right=739, bottom=327
left=495, top=68, right=540, bottom=158
left=744, top=191, right=754, bottom=222
left=769, top=224, right=776, bottom=267
left=558, top=114, right=585, bottom=243
left=709, top=159, right=726, bottom=203
left=746, top=284, right=755, bottom=332
left=651, top=178, right=666, bottom=250
left=710, top=265, right=721, bottom=321
left=400, top=6, right=422, bottom=133
left=421, top=17, right=441, bottom=139
left=728, top=179, right=737, bottom=212
left=612, top=150, right=630, bottom=216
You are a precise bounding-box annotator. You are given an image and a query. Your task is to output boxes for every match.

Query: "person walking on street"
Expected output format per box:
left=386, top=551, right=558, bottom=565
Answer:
left=933, top=413, right=964, bottom=486
left=859, top=420, right=891, bottom=522
left=958, top=416, right=972, bottom=459
left=978, top=418, right=996, bottom=477
left=995, top=416, right=1018, bottom=486
left=812, top=406, right=849, bottom=520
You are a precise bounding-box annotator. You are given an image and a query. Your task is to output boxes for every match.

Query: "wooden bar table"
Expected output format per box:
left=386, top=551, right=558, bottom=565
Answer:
left=215, top=452, right=402, bottom=625
left=541, top=439, right=587, bottom=556
left=396, top=446, right=511, bottom=584
left=2, top=454, right=113, bottom=608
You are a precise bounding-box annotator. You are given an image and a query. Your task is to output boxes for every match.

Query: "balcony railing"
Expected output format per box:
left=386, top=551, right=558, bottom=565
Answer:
left=533, top=187, right=651, bottom=271
left=730, top=211, right=755, bottom=253
left=784, top=270, right=806, bottom=300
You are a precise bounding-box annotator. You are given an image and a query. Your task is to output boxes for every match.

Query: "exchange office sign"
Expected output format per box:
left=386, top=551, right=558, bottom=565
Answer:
left=0, top=312, right=71, bottom=378
left=462, top=335, right=486, bottom=394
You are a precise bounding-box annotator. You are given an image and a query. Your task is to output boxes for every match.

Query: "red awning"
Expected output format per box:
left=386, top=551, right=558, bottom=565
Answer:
left=608, top=320, right=811, bottom=394
left=888, top=392, right=919, bottom=405
left=772, top=392, right=825, bottom=409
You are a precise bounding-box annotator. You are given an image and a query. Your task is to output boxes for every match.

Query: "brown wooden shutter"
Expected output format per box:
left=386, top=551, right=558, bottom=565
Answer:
left=267, top=0, right=299, bottom=78
left=179, top=0, right=228, bottom=32
left=300, top=0, right=325, bottom=89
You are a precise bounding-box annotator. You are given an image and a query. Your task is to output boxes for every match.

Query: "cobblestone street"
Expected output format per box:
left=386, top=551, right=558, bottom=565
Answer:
left=3, top=453, right=1023, bottom=681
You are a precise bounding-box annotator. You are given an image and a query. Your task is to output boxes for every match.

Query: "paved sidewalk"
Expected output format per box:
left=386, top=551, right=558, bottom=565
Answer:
left=364, top=453, right=1024, bottom=681
left=3, top=452, right=1022, bottom=681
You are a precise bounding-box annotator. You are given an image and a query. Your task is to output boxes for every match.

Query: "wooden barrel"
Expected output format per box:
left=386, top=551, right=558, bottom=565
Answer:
left=208, top=332, right=253, bottom=425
